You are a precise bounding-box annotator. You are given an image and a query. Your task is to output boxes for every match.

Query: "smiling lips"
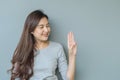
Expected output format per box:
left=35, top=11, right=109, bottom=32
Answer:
left=42, top=34, right=49, bottom=37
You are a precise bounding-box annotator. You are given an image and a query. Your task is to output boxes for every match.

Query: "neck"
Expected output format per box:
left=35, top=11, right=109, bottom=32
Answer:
left=35, top=40, right=49, bottom=50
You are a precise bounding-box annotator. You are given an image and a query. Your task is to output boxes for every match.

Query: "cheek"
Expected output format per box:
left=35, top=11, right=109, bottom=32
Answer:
left=35, top=29, right=42, bottom=34
left=33, top=31, right=42, bottom=37
left=48, top=28, right=51, bottom=33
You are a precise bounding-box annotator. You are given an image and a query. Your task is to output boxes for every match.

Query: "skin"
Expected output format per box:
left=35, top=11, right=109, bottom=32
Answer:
left=32, top=17, right=77, bottom=80
left=31, top=17, right=51, bottom=49
left=67, top=32, right=77, bottom=80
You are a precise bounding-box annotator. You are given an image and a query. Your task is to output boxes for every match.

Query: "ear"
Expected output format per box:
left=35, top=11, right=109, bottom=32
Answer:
left=31, top=32, right=34, bottom=34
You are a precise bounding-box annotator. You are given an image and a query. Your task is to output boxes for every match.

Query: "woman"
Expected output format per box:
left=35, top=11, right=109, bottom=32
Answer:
left=10, top=10, right=77, bottom=80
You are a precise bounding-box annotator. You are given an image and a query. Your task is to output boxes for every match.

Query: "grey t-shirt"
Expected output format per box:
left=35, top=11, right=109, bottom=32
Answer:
left=30, top=41, right=68, bottom=80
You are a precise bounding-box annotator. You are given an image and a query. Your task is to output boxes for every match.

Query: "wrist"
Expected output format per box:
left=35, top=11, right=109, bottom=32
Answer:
left=68, top=52, right=76, bottom=57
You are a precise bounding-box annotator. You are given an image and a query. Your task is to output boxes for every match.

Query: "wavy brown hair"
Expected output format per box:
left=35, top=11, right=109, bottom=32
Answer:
left=10, top=10, right=48, bottom=80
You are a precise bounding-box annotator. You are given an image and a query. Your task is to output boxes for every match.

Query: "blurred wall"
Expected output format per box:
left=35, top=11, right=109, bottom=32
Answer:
left=0, top=0, right=120, bottom=80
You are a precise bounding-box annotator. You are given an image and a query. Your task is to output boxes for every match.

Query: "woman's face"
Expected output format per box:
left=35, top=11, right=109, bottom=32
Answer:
left=32, top=17, right=51, bottom=42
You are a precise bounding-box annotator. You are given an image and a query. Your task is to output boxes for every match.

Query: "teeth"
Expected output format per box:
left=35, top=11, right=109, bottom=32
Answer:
left=44, top=35, right=48, bottom=36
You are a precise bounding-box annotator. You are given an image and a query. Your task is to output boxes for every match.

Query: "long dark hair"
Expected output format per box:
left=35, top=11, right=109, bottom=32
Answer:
left=10, top=10, right=48, bottom=80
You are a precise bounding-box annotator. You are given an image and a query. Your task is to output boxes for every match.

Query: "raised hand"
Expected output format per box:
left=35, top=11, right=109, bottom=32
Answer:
left=67, top=32, right=77, bottom=56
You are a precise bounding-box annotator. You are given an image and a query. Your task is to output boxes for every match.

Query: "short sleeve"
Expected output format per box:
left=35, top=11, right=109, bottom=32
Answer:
left=57, top=45, right=68, bottom=80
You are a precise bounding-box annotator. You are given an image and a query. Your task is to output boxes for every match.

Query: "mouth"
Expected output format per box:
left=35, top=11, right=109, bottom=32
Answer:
left=43, top=34, right=49, bottom=37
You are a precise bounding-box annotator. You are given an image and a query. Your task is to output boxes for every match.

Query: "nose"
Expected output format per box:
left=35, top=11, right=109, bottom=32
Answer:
left=44, top=27, right=49, bottom=32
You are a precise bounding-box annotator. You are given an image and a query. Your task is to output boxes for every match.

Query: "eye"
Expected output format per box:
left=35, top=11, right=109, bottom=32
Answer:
left=40, top=26, right=44, bottom=29
left=46, top=25, right=49, bottom=27
left=46, top=24, right=50, bottom=27
left=38, top=25, right=44, bottom=29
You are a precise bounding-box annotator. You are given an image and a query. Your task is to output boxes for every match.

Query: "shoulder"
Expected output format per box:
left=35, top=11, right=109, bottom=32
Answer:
left=48, top=41, right=65, bottom=58
left=49, top=41, right=63, bottom=49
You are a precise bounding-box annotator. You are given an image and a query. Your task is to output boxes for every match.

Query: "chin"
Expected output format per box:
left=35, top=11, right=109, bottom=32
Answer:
left=40, top=37, right=49, bottom=42
left=42, top=38, right=49, bottom=42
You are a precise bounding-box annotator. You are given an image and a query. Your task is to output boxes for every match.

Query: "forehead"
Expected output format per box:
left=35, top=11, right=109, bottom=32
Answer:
left=38, top=17, right=49, bottom=25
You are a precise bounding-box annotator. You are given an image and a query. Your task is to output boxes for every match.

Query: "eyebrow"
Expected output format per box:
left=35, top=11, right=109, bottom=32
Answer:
left=37, top=23, right=50, bottom=26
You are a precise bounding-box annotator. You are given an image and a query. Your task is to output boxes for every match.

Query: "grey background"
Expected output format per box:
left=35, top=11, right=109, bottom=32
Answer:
left=0, top=0, right=120, bottom=80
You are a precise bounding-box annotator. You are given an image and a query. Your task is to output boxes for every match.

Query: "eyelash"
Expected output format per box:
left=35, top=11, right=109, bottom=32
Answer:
left=39, top=25, right=50, bottom=29
left=46, top=25, right=50, bottom=27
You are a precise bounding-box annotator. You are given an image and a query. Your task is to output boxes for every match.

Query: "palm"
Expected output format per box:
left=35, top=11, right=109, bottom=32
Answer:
left=67, top=32, right=77, bottom=56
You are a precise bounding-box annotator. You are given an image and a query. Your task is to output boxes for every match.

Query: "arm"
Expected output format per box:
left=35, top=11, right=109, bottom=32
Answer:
left=67, top=32, right=77, bottom=80
left=57, top=45, right=68, bottom=80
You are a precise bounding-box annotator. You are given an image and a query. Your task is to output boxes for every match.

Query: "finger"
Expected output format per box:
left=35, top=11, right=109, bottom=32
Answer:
left=70, top=32, right=72, bottom=42
left=71, top=32, right=73, bottom=42
left=68, top=32, right=71, bottom=47
left=68, top=32, right=72, bottom=42
left=71, top=32, right=75, bottom=43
